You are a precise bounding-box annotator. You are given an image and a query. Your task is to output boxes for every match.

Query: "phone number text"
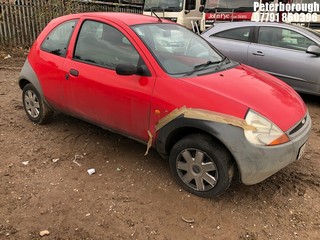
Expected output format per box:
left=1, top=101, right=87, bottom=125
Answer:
left=254, top=12, right=318, bottom=22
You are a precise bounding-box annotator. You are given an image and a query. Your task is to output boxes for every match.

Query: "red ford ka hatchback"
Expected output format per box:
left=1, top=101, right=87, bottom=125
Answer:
left=19, top=12, right=311, bottom=197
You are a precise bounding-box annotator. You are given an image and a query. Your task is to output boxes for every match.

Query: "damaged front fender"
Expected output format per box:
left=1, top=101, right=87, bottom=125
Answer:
left=155, top=106, right=255, bottom=132
left=149, top=106, right=254, bottom=157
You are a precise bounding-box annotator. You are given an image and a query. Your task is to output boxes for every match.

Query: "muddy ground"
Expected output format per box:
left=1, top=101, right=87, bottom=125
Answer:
left=0, top=49, right=319, bottom=240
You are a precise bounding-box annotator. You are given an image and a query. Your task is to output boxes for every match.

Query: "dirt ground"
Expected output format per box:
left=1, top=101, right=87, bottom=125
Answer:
left=0, top=49, right=319, bottom=240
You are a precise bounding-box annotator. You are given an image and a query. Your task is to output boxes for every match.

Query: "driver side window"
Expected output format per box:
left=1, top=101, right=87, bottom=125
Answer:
left=73, top=20, right=141, bottom=70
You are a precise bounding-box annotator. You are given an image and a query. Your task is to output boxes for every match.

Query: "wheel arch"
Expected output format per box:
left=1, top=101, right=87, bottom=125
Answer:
left=155, top=116, right=239, bottom=173
left=19, top=78, right=31, bottom=90
left=18, top=59, right=44, bottom=96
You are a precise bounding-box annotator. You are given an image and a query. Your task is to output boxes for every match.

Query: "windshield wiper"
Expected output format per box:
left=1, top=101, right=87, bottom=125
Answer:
left=193, top=60, right=220, bottom=69
left=185, top=57, right=227, bottom=76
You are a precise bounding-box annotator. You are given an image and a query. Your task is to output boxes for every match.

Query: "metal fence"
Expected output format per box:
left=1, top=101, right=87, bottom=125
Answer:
left=0, top=0, right=143, bottom=48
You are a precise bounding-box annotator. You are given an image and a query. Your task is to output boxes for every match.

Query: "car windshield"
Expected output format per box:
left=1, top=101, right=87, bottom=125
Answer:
left=131, top=23, right=225, bottom=75
left=143, top=0, right=183, bottom=12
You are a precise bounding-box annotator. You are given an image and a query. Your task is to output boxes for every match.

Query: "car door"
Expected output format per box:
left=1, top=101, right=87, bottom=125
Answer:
left=63, top=19, right=155, bottom=142
left=248, top=26, right=320, bottom=94
left=205, top=26, right=253, bottom=64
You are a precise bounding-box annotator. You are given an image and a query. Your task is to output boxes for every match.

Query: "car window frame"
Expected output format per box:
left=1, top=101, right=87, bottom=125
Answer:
left=210, top=26, right=255, bottom=43
left=72, top=19, right=149, bottom=75
left=40, top=19, right=78, bottom=58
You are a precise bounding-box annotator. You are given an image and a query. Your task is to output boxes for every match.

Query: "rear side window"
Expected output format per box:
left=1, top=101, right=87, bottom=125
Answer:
left=211, top=27, right=252, bottom=42
left=41, top=20, right=77, bottom=57
left=73, top=20, right=140, bottom=70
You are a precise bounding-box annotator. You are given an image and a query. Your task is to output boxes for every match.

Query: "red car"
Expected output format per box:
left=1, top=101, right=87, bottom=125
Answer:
left=19, top=12, right=311, bottom=197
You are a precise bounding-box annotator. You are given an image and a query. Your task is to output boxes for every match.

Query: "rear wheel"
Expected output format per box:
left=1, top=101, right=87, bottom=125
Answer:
left=169, top=134, right=234, bottom=198
left=22, top=83, right=53, bottom=124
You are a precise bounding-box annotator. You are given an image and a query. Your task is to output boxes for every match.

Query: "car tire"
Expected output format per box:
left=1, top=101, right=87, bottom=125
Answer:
left=22, top=83, right=54, bottom=124
left=169, top=134, right=234, bottom=198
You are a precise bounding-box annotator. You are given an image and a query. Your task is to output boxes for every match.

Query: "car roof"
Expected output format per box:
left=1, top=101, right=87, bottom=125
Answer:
left=53, top=12, right=172, bottom=26
left=206, top=21, right=310, bottom=32
left=210, top=21, right=301, bottom=28
left=203, top=21, right=320, bottom=38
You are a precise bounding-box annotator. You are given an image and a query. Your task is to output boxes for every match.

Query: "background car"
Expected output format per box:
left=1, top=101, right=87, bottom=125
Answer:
left=19, top=13, right=310, bottom=198
left=201, top=21, right=320, bottom=96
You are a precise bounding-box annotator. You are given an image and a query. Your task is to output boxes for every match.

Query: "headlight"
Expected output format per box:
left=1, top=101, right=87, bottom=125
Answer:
left=244, top=109, right=289, bottom=146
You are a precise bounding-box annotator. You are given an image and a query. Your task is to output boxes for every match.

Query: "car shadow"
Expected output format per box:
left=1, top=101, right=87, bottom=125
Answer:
left=300, top=93, right=320, bottom=107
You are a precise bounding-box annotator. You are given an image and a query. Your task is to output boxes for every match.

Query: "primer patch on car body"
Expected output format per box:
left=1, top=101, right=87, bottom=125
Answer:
left=155, top=106, right=256, bottom=131
left=144, top=106, right=256, bottom=155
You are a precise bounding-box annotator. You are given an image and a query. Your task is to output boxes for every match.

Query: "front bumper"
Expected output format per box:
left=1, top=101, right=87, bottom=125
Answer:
left=228, top=112, right=311, bottom=185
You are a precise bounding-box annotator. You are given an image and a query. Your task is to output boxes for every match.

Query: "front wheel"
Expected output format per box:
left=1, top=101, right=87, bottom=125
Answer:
left=169, top=134, right=234, bottom=198
left=22, top=83, right=54, bottom=124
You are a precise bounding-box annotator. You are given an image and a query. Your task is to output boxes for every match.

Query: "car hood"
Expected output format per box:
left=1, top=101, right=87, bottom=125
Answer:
left=180, top=64, right=307, bottom=131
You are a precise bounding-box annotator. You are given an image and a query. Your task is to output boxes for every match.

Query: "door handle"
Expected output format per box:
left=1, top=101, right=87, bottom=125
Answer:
left=69, top=69, right=79, bottom=77
left=252, top=51, right=264, bottom=56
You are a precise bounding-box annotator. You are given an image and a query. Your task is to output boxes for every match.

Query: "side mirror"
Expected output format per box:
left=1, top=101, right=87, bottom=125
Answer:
left=199, top=5, right=204, bottom=12
left=306, top=45, right=320, bottom=56
left=116, top=63, right=150, bottom=76
left=116, top=64, right=138, bottom=76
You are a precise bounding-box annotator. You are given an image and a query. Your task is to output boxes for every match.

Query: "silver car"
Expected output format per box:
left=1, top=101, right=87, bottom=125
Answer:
left=201, top=21, right=320, bottom=96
